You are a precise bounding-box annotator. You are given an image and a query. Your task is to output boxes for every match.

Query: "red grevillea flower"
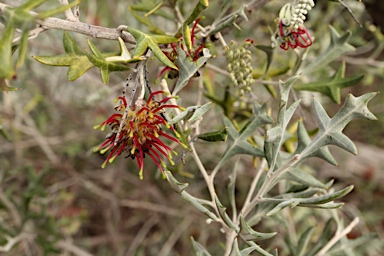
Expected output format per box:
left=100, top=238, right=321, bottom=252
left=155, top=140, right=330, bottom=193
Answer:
left=94, top=91, right=185, bottom=179
left=158, top=18, right=205, bottom=79
left=278, top=20, right=312, bottom=50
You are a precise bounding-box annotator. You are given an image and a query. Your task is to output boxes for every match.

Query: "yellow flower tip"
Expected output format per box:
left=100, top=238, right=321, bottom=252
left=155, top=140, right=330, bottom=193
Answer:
left=113, top=97, right=120, bottom=103
left=165, top=123, right=170, bottom=128
left=161, top=162, right=167, bottom=168
left=130, top=147, right=136, bottom=155
left=181, top=143, right=188, bottom=149
left=100, top=148, right=109, bottom=154
left=163, top=91, right=171, bottom=96
left=93, top=124, right=101, bottom=130
left=100, top=124, right=107, bottom=131
left=101, top=161, right=107, bottom=169
left=179, top=107, right=186, bottom=111
left=172, top=150, right=178, bottom=156
left=169, top=159, right=175, bottom=166
left=129, top=131, right=134, bottom=137
left=139, top=169, right=144, bottom=180
left=154, top=131, right=159, bottom=138
left=174, top=131, right=181, bottom=138
left=93, top=147, right=100, bottom=153
left=108, top=155, right=117, bottom=163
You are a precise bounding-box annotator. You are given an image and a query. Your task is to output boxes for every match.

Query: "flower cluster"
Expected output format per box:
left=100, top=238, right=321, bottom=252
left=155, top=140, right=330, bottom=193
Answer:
left=94, top=91, right=184, bottom=179
left=271, top=1, right=314, bottom=50
left=159, top=19, right=205, bottom=79
left=224, top=39, right=255, bottom=95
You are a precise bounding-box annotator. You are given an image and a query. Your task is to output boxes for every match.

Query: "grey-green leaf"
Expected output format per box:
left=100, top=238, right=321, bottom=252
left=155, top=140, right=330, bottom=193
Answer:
left=173, top=47, right=211, bottom=95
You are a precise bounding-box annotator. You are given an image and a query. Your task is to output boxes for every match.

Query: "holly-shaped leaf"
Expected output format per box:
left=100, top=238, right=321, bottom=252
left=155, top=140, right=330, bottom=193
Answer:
left=267, top=185, right=354, bottom=216
left=265, top=76, right=301, bottom=171
left=214, top=102, right=274, bottom=172
left=34, top=32, right=132, bottom=83
left=86, top=39, right=131, bottom=84
left=173, top=47, right=211, bottom=95
left=126, top=26, right=179, bottom=69
left=294, top=62, right=364, bottom=103
left=33, top=32, right=96, bottom=81
left=300, top=92, right=378, bottom=158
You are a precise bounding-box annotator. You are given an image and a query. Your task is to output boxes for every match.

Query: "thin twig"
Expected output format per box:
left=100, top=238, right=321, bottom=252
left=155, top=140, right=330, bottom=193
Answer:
left=120, top=199, right=181, bottom=216
left=0, top=3, right=135, bottom=43
left=126, top=216, right=159, bottom=256
left=0, top=233, right=30, bottom=252
left=56, top=240, right=93, bottom=256
left=0, top=187, right=22, bottom=226
left=158, top=218, right=193, bottom=256
left=315, top=217, right=360, bottom=256
left=58, top=0, right=78, bottom=22
left=337, top=0, right=362, bottom=27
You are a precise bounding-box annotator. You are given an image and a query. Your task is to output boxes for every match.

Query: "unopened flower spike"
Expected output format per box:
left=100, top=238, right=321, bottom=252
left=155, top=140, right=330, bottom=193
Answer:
left=271, top=0, right=314, bottom=50
left=94, top=90, right=185, bottom=178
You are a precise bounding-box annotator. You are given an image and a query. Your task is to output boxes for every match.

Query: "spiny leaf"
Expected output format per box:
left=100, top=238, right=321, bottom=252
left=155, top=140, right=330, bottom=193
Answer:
left=265, top=76, right=300, bottom=170
left=105, top=37, right=144, bottom=63
left=294, top=62, right=364, bottom=103
left=126, top=26, right=179, bottom=69
left=197, top=127, right=229, bottom=142
left=173, top=47, right=211, bottom=95
left=86, top=39, right=131, bottom=84
left=164, top=171, right=189, bottom=193
left=33, top=32, right=95, bottom=81
left=239, top=215, right=277, bottom=242
left=214, top=196, right=239, bottom=232
left=215, top=102, right=273, bottom=171
left=300, top=26, right=355, bottom=74
left=301, top=92, right=378, bottom=158
left=267, top=185, right=353, bottom=216
left=168, top=102, right=212, bottom=125
left=281, top=168, right=327, bottom=189
left=293, top=120, right=338, bottom=166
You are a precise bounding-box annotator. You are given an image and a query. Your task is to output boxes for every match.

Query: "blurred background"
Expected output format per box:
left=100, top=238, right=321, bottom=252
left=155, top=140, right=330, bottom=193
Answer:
left=0, top=0, right=383, bottom=255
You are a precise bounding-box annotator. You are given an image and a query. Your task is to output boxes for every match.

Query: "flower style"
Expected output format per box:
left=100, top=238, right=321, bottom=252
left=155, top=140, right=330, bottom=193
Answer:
left=94, top=91, right=185, bottom=179
left=272, top=1, right=314, bottom=50
left=158, top=18, right=205, bottom=79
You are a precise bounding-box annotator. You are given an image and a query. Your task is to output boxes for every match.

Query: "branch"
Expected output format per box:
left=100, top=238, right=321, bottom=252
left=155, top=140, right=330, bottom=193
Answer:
left=246, top=0, right=272, bottom=12
left=0, top=2, right=135, bottom=44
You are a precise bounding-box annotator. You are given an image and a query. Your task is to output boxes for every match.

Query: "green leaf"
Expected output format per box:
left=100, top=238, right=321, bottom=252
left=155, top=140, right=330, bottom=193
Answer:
left=297, top=227, right=314, bottom=256
left=191, top=237, right=212, bottom=256
left=128, top=6, right=165, bottom=34
left=214, top=102, right=273, bottom=171
left=0, top=24, right=16, bottom=79
left=173, top=47, right=211, bottom=95
left=214, top=196, right=239, bottom=232
left=293, top=120, right=338, bottom=166
left=164, top=170, right=189, bottom=193
left=265, top=76, right=300, bottom=170
left=239, top=215, right=277, bottom=242
left=197, top=127, right=229, bottom=142
left=33, top=32, right=95, bottom=81
left=267, top=185, right=353, bottom=216
left=281, top=168, right=326, bottom=189
left=301, top=92, right=378, bottom=158
left=86, top=39, right=131, bottom=84
left=168, top=102, right=212, bottom=125
left=105, top=37, right=144, bottom=63
left=294, top=62, right=364, bottom=103
left=126, top=26, right=179, bottom=69
left=38, top=0, right=81, bottom=19
left=300, top=26, right=355, bottom=75
left=0, top=78, right=20, bottom=91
